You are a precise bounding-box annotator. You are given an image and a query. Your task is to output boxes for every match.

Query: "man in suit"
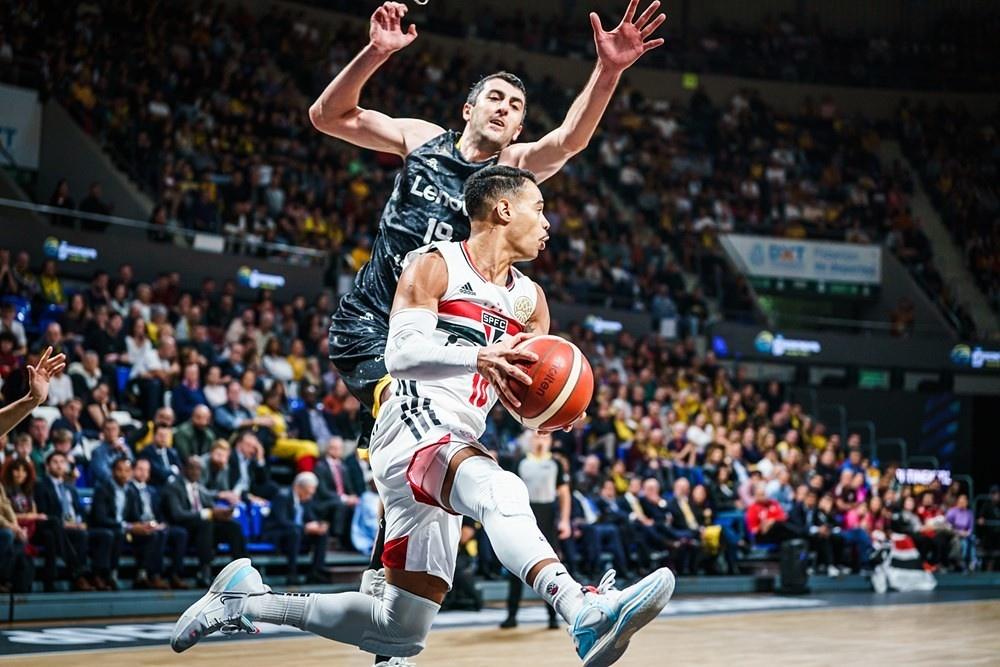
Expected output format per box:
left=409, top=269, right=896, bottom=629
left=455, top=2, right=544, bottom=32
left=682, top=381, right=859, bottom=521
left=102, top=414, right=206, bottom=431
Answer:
left=89, top=419, right=134, bottom=487
left=228, top=430, right=277, bottom=501
left=33, top=450, right=113, bottom=590
left=131, top=458, right=189, bottom=589
left=162, top=455, right=246, bottom=585
left=665, top=477, right=703, bottom=575
left=138, top=423, right=183, bottom=487
left=290, top=384, right=338, bottom=443
left=89, top=457, right=170, bottom=589
left=173, top=405, right=216, bottom=461
left=262, top=472, right=329, bottom=585
left=313, top=436, right=360, bottom=545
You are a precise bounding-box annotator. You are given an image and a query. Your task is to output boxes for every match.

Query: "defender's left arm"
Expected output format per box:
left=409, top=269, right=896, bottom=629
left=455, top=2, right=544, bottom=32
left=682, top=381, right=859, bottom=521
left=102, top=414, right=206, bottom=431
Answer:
left=500, top=0, right=665, bottom=182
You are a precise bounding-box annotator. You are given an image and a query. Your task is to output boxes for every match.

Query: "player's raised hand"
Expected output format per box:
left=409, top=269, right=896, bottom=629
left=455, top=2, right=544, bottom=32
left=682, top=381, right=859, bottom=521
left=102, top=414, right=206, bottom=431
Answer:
left=369, top=2, right=418, bottom=55
left=590, top=0, right=666, bottom=72
left=27, top=346, right=67, bottom=406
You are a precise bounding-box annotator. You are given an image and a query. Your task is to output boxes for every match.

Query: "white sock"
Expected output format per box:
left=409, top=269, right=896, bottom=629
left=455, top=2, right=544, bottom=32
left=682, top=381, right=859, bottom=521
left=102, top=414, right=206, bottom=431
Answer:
left=246, top=591, right=313, bottom=627
left=531, top=562, right=586, bottom=623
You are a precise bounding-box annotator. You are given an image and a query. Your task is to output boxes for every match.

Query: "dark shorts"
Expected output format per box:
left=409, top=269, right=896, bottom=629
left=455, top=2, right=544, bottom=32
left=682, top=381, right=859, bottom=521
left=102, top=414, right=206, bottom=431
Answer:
left=328, top=298, right=392, bottom=451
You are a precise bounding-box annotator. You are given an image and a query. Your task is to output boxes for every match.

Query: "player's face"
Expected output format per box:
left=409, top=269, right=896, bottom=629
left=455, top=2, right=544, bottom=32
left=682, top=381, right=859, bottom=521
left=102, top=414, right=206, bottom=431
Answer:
left=463, top=79, right=525, bottom=149
left=503, top=180, right=549, bottom=261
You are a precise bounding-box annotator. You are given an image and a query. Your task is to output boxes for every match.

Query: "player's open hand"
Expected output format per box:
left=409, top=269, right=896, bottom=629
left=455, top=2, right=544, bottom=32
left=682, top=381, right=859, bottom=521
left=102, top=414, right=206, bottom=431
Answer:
left=27, top=346, right=66, bottom=406
left=591, top=0, right=666, bottom=72
left=370, top=2, right=418, bottom=55
left=477, top=332, right=538, bottom=408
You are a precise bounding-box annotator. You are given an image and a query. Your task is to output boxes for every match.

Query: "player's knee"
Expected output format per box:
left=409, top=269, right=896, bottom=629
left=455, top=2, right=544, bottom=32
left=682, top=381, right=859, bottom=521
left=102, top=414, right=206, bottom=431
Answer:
left=489, top=470, right=532, bottom=518
left=359, top=583, right=438, bottom=658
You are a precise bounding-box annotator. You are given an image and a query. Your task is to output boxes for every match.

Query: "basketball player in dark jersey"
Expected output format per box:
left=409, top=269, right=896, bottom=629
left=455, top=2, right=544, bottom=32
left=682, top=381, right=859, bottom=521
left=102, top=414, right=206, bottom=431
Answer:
left=310, top=3, right=664, bottom=663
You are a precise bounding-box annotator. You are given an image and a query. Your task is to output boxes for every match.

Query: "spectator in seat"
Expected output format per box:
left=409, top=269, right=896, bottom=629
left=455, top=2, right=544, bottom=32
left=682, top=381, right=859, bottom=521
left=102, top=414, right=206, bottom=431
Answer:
left=89, top=419, right=134, bottom=486
left=976, top=485, right=1000, bottom=571
left=130, top=458, right=188, bottom=589
left=945, top=494, right=974, bottom=571
left=213, top=380, right=261, bottom=438
left=791, top=489, right=839, bottom=576
left=201, top=366, right=227, bottom=408
left=745, top=482, right=796, bottom=546
left=262, top=471, right=330, bottom=585
left=575, top=454, right=603, bottom=496
left=69, top=350, right=105, bottom=403
left=50, top=399, right=85, bottom=449
left=256, top=383, right=319, bottom=472
left=78, top=182, right=113, bottom=231
left=32, top=451, right=102, bottom=591
left=162, top=456, right=245, bottom=586
left=570, top=484, right=629, bottom=578
left=89, top=457, right=169, bottom=590
left=227, top=430, right=276, bottom=502
left=0, top=476, right=31, bottom=592
left=290, top=384, right=338, bottom=444
left=42, top=427, right=82, bottom=480
left=639, top=477, right=686, bottom=566
left=138, top=423, right=182, bottom=487
left=666, top=477, right=703, bottom=575
left=313, top=435, right=360, bottom=547
left=172, top=363, right=207, bottom=423
left=173, top=404, right=216, bottom=461
left=48, top=179, right=76, bottom=227
left=0, top=302, right=27, bottom=356
left=80, top=382, right=115, bottom=435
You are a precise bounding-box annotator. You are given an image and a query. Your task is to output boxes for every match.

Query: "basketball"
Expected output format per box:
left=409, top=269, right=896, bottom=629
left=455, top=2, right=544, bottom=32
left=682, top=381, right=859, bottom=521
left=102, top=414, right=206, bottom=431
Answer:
left=506, top=335, right=593, bottom=431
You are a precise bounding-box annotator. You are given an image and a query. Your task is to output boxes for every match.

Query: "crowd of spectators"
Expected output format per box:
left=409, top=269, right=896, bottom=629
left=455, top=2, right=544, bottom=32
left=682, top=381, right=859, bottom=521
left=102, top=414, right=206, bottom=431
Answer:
left=897, top=101, right=1000, bottom=321
left=315, top=1, right=1000, bottom=93
left=2, top=0, right=988, bottom=337
left=0, top=248, right=996, bottom=594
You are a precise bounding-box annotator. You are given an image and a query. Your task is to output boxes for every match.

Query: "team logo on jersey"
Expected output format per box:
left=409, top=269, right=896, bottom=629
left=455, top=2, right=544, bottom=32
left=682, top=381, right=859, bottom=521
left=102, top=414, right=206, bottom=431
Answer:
left=481, top=311, right=509, bottom=343
left=513, top=296, right=534, bottom=323
left=458, top=282, right=476, bottom=296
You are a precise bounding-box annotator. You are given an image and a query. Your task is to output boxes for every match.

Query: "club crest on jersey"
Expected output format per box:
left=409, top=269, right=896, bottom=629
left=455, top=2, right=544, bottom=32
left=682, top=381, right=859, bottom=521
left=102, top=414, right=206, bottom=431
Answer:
left=513, top=296, right=533, bottom=323
left=481, top=311, right=509, bottom=343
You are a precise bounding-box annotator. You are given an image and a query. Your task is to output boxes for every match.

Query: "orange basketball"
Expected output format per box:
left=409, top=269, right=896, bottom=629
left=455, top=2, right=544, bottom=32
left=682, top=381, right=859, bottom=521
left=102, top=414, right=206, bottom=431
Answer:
left=506, top=335, right=593, bottom=431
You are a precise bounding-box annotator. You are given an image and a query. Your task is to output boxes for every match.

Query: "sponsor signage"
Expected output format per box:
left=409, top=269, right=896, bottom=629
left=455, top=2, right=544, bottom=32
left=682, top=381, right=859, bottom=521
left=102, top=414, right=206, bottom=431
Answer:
left=895, top=468, right=952, bottom=487
left=753, top=330, right=821, bottom=358
left=721, top=234, right=882, bottom=286
left=43, top=236, right=97, bottom=262
left=237, top=266, right=285, bottom=290
left=950, top=344, right=1000, bottom=371
left=0, top=84, right=43, bottom=169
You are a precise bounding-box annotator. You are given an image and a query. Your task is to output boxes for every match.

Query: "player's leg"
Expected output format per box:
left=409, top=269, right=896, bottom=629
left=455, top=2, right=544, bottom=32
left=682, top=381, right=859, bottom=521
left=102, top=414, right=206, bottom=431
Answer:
left=439, top=446, right=676, bottom=667
left=170, top=558, right=440, bottom=658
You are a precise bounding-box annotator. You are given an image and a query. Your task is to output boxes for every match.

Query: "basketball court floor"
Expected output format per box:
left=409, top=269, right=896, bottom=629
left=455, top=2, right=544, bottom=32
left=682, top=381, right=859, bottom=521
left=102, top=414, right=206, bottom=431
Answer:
left=3, top=590, right=997, bottom=666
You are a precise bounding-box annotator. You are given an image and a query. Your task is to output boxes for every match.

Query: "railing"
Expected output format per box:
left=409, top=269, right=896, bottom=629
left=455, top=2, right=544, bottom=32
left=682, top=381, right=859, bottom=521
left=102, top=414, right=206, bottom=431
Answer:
left=0, top=198, right=328, bottom=267
left=770, top=312, right=951, bottom=340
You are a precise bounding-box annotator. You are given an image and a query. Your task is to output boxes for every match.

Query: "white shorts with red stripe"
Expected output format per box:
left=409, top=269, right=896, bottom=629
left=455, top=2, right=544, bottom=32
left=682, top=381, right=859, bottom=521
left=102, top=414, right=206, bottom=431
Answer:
left=368, top=396, right=487, bottom=589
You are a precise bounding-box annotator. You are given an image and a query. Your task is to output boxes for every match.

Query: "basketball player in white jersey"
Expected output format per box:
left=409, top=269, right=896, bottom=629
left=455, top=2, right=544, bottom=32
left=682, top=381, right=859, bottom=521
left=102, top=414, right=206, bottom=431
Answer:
left=172, top=166, right=675, bottom=666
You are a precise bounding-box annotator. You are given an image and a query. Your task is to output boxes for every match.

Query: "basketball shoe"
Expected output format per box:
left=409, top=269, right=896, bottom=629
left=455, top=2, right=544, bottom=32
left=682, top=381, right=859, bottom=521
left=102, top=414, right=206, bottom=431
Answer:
left=171, top=558, right=269, bottom=653
left=570, top=567, right=675, bottom=667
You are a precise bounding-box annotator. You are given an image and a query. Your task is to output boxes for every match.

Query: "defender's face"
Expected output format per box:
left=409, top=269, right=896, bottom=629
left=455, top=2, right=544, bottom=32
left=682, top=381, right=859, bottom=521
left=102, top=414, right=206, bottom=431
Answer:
left=504, top=180, right=549, bottom=261
left=464, top=79, right=525, bottom=148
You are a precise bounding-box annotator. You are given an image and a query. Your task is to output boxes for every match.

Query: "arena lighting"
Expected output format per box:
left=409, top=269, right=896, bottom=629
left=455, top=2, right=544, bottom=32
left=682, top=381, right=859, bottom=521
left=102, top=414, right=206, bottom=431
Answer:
left=895, top=468, right=952, bottom=487
left=42, top=236, right=98, bottom=263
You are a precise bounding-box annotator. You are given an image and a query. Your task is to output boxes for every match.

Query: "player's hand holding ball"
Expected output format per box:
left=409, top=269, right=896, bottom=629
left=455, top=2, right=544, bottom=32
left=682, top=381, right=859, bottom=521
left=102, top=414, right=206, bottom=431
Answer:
left=369, top=2, right=418, bottom=55
left=495, top=335, right=594, bottom=433
left=476, top=332, right=539, bottom=409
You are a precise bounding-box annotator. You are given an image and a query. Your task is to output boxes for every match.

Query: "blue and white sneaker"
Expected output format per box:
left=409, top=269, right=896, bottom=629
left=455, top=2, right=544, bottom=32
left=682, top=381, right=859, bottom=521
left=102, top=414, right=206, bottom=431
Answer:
left=570, top=568, right=675, bottom=667
left=171, top=558, right=269, bottom=653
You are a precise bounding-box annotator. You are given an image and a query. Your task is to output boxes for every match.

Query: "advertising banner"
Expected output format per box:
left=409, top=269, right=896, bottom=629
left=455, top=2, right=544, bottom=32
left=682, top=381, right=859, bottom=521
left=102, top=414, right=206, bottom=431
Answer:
left=721, top=234, right=882, bottom=285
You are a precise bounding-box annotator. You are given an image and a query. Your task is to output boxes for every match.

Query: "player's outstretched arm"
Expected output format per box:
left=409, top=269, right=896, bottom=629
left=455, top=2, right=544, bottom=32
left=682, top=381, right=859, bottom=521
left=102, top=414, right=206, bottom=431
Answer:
left=386, top=253, right=536, bottom=406
left=0, top=346, right=66, bottom=437
left=501, top=0, right=666, bottom=181
left=308, top=1, right=442, bottom=156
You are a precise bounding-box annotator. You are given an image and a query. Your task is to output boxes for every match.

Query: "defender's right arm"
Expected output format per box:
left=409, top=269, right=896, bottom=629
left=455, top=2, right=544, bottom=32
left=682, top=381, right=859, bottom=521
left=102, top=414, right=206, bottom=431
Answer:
left=308, top=2, right=443, bottom=157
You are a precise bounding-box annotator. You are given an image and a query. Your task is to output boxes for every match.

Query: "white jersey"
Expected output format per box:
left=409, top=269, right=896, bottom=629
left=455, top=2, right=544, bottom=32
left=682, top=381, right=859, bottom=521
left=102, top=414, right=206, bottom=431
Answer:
left=382, top=240, right=538, bottom=440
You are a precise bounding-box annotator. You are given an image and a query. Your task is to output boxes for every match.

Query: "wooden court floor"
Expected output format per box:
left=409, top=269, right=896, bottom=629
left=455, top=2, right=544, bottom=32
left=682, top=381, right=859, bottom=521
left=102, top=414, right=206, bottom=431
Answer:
left=9, top=600, right=999, bottom=666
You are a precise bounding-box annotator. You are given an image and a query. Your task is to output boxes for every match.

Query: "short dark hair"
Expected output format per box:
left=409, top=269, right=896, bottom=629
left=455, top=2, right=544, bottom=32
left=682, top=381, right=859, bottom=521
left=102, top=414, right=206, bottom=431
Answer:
left=464, top=165, right=537, bottom=221
left=466, top=71, right=527, bottom=113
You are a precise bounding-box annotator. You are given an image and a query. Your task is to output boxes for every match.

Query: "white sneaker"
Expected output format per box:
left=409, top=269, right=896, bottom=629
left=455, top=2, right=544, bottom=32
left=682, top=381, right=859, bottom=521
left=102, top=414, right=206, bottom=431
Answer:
left=570, top=568, right=675, bottom=667
left=827, top=565, right=839, bottom=577
left=374, top=659, right=417, bottom=667
left=170, top=558, right=270, bottom=653
left=361, top=567, right=386, bottom=599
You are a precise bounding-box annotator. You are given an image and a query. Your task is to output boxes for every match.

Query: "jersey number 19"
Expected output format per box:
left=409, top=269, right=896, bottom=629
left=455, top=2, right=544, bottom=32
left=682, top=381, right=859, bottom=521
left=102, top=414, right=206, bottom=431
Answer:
left=422, top=217, right=454, bottom=244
